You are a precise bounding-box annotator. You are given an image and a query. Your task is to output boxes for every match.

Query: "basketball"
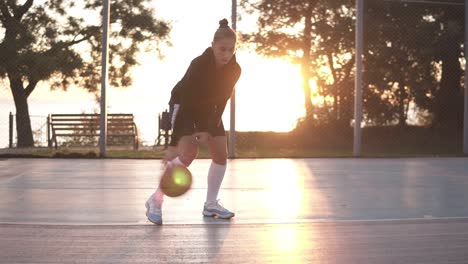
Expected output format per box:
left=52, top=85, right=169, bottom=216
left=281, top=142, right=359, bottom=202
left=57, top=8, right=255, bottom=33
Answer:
left=159, top=164, right=193, bottom=197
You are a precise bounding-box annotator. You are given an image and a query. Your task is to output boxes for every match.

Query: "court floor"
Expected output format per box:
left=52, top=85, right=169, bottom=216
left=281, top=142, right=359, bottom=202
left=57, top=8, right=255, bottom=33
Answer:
left=1, top=157, right=468, bottom=263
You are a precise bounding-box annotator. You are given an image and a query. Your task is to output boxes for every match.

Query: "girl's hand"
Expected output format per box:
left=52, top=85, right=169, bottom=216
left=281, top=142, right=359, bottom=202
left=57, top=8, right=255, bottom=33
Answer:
left=192, top=132, right=211, bottom=145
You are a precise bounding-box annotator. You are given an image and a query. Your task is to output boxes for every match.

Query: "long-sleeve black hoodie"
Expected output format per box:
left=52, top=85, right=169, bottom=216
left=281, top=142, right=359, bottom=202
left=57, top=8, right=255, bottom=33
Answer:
left=169, top=47, right=241, bottom=132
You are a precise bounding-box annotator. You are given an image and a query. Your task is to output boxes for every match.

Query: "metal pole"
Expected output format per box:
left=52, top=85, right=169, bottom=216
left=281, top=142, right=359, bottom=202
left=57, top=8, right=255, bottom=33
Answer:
left=47, top=114, right=51, bottom=148
left=464, top=0, right=468, bottom=154
left=385, top=0, right=463, bottom=6
left=99, top=0, right=110, bottom=158
left=9, top=112, right=13, bottom=148
left=354, top=0, right=364, bottom=156
left=229, top=0, right=237, bottom=159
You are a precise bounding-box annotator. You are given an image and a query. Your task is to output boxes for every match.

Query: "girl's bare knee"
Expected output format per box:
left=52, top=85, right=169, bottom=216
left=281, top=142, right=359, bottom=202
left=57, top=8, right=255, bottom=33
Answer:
left=211, top=152, right=227, bottom=165
left=176, top=136, right=199, bottom=166
left=179, top=151, right=197, bottom=166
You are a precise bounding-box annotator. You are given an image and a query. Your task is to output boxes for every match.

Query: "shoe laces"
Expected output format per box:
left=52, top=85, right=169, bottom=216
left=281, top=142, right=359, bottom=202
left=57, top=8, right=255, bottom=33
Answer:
left=208, top=200, right=229, bottom=211
left=148, top=197, right=162, bottom=213
left=149, top=204, right=161, bottom=214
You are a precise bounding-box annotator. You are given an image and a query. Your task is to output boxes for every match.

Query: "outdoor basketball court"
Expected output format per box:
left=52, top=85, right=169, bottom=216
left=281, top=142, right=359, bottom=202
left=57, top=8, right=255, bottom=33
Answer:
left=1, top=157, right=468, bottom=263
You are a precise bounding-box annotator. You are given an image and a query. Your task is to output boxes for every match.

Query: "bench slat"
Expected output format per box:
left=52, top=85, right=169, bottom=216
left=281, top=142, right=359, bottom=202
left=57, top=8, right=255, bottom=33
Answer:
left=54, top=133, right=137, bottom=136
left=51, top=113, right=134, bottom=117
left=52, top=124, right=135, bottom=127
left=53, top=129, right=136, bottom=132
left=49, top=113, right=138, bottom=150
left=51, top=118, right=135, bottom=122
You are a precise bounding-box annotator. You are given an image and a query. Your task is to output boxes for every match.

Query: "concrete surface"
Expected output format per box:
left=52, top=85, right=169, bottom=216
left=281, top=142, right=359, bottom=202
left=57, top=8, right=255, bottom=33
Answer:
left=1, top=157, right=468, bottom=263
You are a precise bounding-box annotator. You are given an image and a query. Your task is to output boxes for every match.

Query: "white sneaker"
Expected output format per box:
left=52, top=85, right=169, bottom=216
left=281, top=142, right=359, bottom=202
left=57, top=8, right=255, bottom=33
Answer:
left=203, top=200, right=235, bottom=219
left=145, top=194, right=163, bottom=225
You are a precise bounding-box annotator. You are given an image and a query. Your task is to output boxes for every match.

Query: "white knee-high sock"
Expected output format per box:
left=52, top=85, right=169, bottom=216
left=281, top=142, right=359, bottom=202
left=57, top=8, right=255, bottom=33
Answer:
left=169, top=156, right=185, bottom=167
left=154, top=157, right=185, bottom=203
left=206, top=161, right=227, bottom=203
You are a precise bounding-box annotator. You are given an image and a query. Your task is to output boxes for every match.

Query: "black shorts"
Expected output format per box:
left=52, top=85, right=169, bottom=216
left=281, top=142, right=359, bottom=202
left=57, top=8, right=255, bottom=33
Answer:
left=169, top=113, right=225, bottom=146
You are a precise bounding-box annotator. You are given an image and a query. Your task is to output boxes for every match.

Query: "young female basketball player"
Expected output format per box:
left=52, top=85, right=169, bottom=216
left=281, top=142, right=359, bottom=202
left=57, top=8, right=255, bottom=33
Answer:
left=146, top=19, right=241, bottom=225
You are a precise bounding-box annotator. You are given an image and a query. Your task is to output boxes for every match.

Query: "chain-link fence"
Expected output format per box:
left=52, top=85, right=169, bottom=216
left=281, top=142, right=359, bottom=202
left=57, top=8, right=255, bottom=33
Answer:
left=231, top=0, right=467, bottom=157
left=1, top=0, right=467, bottom=157
left=359, top=0, right=465, bottom=155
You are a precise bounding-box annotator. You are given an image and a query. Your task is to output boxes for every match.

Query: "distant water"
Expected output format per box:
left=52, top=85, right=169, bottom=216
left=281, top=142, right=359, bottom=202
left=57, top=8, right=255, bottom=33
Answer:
left=0, top=99, right=159, bottom=148
left=1, top=97, right=299, bottom=148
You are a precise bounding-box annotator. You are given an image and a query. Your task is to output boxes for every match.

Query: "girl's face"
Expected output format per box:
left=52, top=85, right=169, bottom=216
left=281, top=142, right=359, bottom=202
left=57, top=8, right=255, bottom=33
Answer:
left=212, top=37, right=236, bottom=67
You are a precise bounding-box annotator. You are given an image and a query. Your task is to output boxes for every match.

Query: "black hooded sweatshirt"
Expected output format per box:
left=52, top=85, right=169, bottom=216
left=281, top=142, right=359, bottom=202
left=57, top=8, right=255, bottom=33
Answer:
left=169, top=47, right=241, bottom=132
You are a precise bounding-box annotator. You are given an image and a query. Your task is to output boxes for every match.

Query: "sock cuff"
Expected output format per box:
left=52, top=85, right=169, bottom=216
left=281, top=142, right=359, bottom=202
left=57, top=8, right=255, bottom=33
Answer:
left=210, top=161, right=226, bottom=172
left=170, top=157, right=184, bottom=167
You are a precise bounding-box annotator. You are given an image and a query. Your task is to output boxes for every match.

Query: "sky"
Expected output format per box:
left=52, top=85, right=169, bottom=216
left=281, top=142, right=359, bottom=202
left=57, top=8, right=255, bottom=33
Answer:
left=0, top=0, right=306, bottom=147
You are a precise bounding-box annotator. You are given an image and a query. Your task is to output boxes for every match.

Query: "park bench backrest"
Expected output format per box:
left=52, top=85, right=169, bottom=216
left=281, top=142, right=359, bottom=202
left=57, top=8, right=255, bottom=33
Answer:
left=48, top=113, right=138, bottom=149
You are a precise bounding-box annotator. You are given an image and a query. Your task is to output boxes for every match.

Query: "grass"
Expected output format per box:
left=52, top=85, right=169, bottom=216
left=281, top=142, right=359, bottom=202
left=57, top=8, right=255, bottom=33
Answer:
left=1, top=126, right=466, bottom=159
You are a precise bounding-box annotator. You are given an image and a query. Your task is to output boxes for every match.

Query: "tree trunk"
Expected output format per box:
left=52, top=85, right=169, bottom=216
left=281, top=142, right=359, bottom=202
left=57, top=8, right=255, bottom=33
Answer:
left=302, top=4, right=314, bottom=120
left=10, top=77, right=34, bottom=147
left=339, top=58, right=355, bottom=126
left=326, top=52, right=339, bottom=122
left=2, top=5, right=34, bottom=147
left=397, top=81, right=407, bottom=127
left=301, top=66, right=313, bottom=118
left=435, top=34, right=463, bottom=130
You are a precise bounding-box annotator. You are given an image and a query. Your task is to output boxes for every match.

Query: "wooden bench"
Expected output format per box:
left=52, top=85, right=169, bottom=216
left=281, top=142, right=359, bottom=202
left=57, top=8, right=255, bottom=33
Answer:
left=48, top=113, right=139, bottom=150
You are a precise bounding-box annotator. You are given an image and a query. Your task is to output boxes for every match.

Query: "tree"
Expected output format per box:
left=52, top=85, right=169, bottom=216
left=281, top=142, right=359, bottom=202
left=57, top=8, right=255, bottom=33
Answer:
left=309, top=1, right=354, bottom=126
left=240, top=0, right=317, bottom=120
left=363, top=1, right=437, bottom=126
left=240, top=0, right=355, bottom=126
left=0, top=0, right=169, bottom=147
left=363, top=1, right=464, bottom=129
left=242, top=0, right=465, bottom=130
left=430, top=5, right=464, bottom=130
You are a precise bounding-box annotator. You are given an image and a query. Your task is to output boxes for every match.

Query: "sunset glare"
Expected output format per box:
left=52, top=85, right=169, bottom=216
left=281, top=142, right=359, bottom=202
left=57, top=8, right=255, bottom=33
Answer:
left=0, top=0, right=309, bottom=147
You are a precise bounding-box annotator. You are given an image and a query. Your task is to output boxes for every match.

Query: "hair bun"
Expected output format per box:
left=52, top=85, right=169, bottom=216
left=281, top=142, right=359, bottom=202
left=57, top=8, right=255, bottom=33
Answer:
left=219, top=18, right=229, bottom=28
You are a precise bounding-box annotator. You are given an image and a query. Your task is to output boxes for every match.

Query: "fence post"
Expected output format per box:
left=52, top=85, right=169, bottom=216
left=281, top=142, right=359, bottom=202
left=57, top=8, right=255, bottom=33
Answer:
left=229, top=0, right=237, bottom=159
left=464, top=0, right=468, bottom=155
left=9, top=112, right=13, bottom=148
left=47, top=114, right=51, bottom=148
left=354, top=0, right=364, bottom=156
left=99, top=0, right=110, bottom=158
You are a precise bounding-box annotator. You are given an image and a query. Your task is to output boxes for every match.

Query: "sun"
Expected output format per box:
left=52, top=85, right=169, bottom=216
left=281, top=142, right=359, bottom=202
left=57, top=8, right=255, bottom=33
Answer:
left=226, top=53, right=305, bottom=132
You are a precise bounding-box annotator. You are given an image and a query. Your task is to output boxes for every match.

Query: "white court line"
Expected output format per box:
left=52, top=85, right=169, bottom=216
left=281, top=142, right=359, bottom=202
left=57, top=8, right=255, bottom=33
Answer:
left=384, top=0, right=464, bottom=6
left=0, top=173, right=25, bottom=185
left=2, top=216, right=468, bottom=226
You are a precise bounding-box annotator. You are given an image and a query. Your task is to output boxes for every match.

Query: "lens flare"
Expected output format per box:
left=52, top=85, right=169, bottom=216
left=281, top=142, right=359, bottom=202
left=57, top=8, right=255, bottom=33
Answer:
left=173, top=168, right=191, bottom=186
left=160, top=165, right=193, bottom=197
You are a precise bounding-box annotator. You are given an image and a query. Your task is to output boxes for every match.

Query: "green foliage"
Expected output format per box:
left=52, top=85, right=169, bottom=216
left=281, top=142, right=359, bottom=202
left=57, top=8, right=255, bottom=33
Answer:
left=0, top=0, right=169, bottom=91
left=241, top=0, right=465, bottom=130
left=240, top=1, right=356, bottom=125
left=241, top=0, right=320, bottom=61
left=0, top=0, right=170, bottom=146
left=363, top=2, right=437, bottom=126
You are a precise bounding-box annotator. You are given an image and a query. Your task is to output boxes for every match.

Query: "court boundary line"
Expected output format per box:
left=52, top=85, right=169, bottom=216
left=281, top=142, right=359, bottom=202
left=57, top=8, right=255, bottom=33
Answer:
left=2, top=215, right=468, bottom=227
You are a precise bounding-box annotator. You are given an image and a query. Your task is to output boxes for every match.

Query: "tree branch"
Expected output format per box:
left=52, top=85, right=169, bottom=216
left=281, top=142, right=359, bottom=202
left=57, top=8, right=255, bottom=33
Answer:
left=24, top=78, right=37, bottom=98
left=327, top=52, right=337, bottom=84
left=14, top=0, right=33, bottom=20
left=47, top=29, right=96, bottom=55
left=66, top=26, right=99, bottom=47
left=69, top=34, right=93, bottom=46
left=343, top=57, right=355, bottom=82
left=0, top=1, right=12, bottom=23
